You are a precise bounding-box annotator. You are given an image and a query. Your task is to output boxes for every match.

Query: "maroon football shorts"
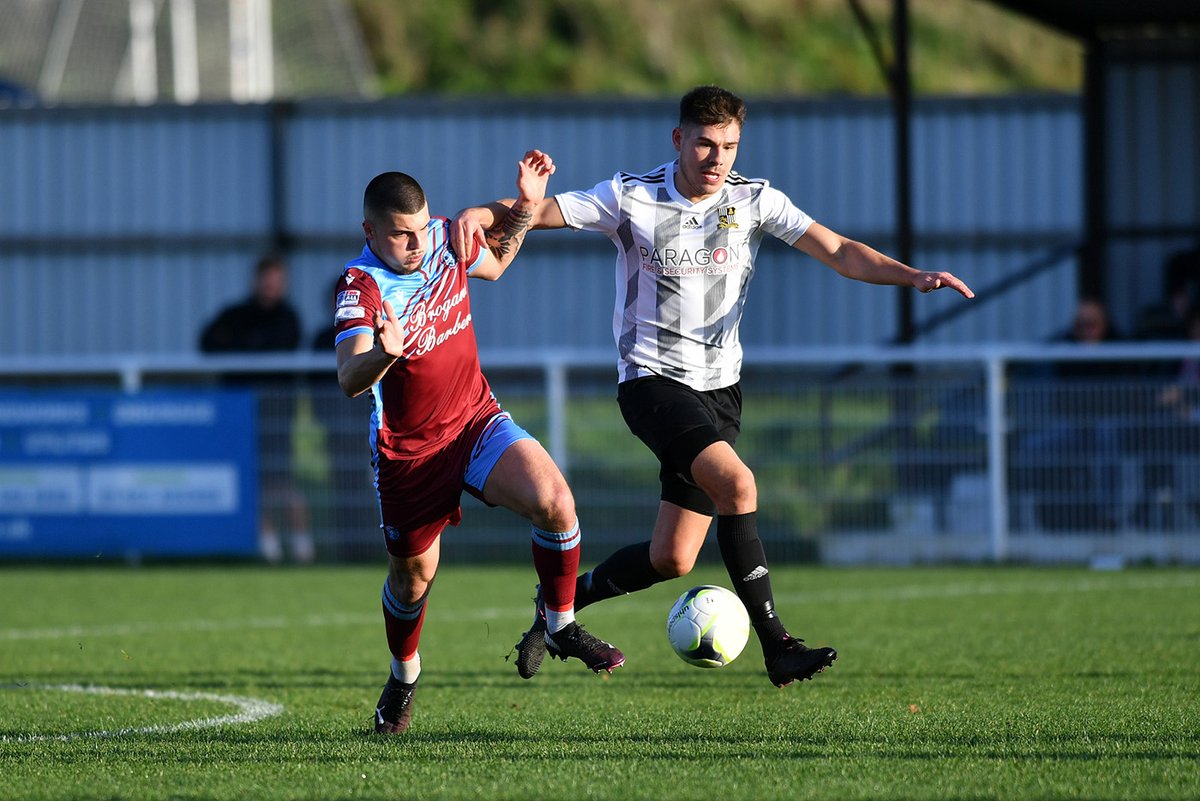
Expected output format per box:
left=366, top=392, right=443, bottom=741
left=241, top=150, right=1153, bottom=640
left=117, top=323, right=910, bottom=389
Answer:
left=374, top=408, right=532, bottom=557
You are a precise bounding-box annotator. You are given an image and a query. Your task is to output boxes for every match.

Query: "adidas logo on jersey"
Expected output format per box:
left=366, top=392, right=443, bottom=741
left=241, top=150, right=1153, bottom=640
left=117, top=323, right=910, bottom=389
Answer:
left=682, top=215, right=702, bottom=230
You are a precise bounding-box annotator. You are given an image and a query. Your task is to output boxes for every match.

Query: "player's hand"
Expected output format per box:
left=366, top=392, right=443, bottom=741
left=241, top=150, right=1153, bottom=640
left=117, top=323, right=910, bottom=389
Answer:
left=450, top=209, right=490, bottom=264
left=914, top=271, right=975, bottom=299
left=516, top=149, right=555, bottom=205
left=374, top=299, right=405, bottom=359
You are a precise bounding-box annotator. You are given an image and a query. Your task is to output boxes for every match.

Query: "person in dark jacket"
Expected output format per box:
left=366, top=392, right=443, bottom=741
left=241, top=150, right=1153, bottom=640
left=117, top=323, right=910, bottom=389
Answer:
left=200, top=254, right=313, bottom=563
left=200, top=254, right=302, bottom=353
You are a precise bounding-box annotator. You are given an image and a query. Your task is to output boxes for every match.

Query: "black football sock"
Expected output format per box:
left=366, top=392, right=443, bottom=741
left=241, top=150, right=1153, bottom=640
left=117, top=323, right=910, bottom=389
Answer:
left=715, top=512, right=788, bottom=653
left=574, top=541, right=665, bottom=611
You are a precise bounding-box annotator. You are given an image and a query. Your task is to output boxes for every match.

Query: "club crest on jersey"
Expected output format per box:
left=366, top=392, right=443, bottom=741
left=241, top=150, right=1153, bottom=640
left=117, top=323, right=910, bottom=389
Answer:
left=717, top=206, right=739, bottom=229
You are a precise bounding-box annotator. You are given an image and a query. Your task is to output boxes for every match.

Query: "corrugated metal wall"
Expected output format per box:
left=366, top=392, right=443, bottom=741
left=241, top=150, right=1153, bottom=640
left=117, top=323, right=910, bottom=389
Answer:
left=1102, top=43, right=1200, bottom=335
left=0, top=95, right=1082, bottom=358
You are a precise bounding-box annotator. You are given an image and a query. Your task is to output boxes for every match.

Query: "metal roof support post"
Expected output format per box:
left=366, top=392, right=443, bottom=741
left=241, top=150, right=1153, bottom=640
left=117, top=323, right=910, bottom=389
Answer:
left=268, top=101, right=292, bottom=256
left=846, top=0, right=916, bottom=337
left=892, top=0, right=916, bottom=344
left=1081, top=38, right=1108, bottom=300
left=887, top=0, right=921, bottom=507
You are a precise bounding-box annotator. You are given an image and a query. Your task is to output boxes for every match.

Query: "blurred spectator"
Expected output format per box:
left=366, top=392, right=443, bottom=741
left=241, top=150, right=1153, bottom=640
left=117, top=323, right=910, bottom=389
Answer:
left=1135, top=246, right=1200, bottom=342
left=200, top=254, right=302, bottom=353
left=1053, top=295, right=1124, bottom=368
left=1157, top=304, right=1200, bottom=420
left=1064, top=296, right=1116, bottom=343
left=1044, top=294, right=1145, bottom=381
left=1013, top=296, right=1135, bottom=530
left=1134, top=303, right=1200, bottom=527
left=199, top=254, right=314, bottom=564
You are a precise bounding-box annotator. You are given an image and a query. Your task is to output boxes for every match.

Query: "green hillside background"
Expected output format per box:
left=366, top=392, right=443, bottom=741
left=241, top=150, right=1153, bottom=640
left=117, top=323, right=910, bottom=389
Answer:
left=349, top=0, right=1082, bottom=97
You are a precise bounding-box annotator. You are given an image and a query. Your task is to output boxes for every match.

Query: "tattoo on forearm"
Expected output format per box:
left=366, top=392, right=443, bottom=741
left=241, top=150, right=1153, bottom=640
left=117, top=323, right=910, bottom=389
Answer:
left=489, top=203, right=534, bottom=259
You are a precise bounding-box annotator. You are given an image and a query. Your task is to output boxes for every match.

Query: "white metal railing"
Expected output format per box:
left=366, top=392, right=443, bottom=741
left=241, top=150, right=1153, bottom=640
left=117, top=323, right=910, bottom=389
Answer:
left=3, top=342, right=1199, bottom=563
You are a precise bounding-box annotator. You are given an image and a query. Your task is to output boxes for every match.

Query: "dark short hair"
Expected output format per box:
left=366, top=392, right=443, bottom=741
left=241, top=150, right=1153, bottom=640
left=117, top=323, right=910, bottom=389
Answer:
left=679, top=85, right=746, bottom=130
left=363, top=172, right=427, bottom=220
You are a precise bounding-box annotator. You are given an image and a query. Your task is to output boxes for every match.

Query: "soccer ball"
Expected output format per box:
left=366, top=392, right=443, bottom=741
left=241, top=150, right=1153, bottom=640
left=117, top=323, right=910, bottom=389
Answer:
left=666, top=585, right=750, bottom=668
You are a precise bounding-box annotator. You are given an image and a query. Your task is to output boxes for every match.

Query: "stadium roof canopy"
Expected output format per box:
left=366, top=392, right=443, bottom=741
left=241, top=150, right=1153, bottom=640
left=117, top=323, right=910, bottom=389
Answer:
left=986, top=0, right=1200, bottom=312
left=988, top=0, right=1200, bottom=38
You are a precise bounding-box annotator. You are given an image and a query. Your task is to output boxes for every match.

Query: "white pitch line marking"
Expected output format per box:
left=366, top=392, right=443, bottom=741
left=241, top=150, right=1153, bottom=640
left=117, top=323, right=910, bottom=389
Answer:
left=0, top=684, right=284, bottom=743
left=0, top=612, right=379, bottom=641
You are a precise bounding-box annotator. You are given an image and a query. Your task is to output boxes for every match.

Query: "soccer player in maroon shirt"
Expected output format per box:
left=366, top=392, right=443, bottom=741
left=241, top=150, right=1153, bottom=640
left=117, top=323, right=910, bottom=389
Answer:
left=333, top=151, right=623, bottom=734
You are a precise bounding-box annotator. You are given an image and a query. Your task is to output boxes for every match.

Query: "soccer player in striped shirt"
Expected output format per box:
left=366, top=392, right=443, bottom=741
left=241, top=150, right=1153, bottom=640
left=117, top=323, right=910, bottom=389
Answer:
left=454, top=86, right=974, bottom=688
left=334, top=151, right=623, bottom=734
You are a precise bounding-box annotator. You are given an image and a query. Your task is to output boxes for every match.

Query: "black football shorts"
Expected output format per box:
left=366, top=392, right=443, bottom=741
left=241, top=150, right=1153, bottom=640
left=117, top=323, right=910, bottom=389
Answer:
left=616, top=375, right=742, bottom=515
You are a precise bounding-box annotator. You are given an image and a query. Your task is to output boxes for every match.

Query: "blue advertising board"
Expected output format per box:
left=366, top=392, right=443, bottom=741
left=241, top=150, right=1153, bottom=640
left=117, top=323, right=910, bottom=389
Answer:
left=0, top=390, right=258, bottom=558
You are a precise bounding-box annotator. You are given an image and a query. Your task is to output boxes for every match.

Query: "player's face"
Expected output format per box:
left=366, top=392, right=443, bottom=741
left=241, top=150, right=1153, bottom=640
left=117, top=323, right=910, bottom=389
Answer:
left=364, top=205, right=431, bottom=274
left=672, top=121, right=740, bottom=202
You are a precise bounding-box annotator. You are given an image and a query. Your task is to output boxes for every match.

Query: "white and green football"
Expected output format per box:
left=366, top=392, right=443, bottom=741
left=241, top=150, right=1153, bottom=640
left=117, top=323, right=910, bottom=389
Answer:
left=666, top=585, right=750, bottom=668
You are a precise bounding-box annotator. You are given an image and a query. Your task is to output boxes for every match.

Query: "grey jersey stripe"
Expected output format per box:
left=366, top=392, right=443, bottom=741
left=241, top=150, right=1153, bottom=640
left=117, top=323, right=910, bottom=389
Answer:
left=703, top=203, right=733, bottom=370
left=653, top=185, right=685, bottom=369
left=616, top=216, right=640, bottom=372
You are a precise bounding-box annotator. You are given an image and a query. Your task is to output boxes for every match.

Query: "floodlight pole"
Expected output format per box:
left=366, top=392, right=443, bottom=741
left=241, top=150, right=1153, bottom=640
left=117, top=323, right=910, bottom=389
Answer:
left=129, top=0, right=159, bottom=104
left=170, top=0, right=200, bottom=104
left=230, top=0, right=275, bottom=103
left=39, top=0, right=84, bottom=101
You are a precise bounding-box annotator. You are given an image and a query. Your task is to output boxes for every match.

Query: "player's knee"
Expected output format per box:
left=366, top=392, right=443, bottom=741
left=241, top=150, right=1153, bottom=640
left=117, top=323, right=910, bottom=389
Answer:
left=387, top=565, right=434, bottom=603
left=650, top=544, right=698, bottom=578
left=387, top=576, right=424, bottom=604
left=708, top=468, right=757, bottom=513
left=530, top=478, right=576, bottom=533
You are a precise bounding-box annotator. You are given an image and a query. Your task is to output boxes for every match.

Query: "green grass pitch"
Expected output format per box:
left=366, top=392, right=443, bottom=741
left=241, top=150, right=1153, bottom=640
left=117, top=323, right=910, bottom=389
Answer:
left=2, top=563, right=1198, bottom=800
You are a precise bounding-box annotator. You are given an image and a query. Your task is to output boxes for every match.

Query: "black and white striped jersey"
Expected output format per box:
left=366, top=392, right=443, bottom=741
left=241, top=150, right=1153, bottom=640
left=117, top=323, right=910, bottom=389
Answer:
left=555, top=160, right=814, bottom=391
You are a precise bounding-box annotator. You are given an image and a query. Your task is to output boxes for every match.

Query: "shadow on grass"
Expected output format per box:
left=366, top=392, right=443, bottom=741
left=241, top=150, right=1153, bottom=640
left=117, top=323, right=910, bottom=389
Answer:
left=238, top=727, right=1200, bottom=766
left=5, top=709, right=1197, bottom=768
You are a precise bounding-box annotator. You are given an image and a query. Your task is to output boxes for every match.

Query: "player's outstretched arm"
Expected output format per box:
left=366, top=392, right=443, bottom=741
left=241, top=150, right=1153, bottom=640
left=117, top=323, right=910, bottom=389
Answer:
left=452, top=195, right=567, bottom=255
left=468, top=150, right=559, bottom=281
left=795, top=222, right=975, bottom=299
left=451, top=177, right=568, bottom=274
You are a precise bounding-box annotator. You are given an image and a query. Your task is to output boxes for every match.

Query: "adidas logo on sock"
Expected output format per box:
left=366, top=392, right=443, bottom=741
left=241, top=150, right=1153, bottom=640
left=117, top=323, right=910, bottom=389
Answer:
left=605, top=578, right=627, bottom=596
left=742, top=565, right=769, bottom=581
